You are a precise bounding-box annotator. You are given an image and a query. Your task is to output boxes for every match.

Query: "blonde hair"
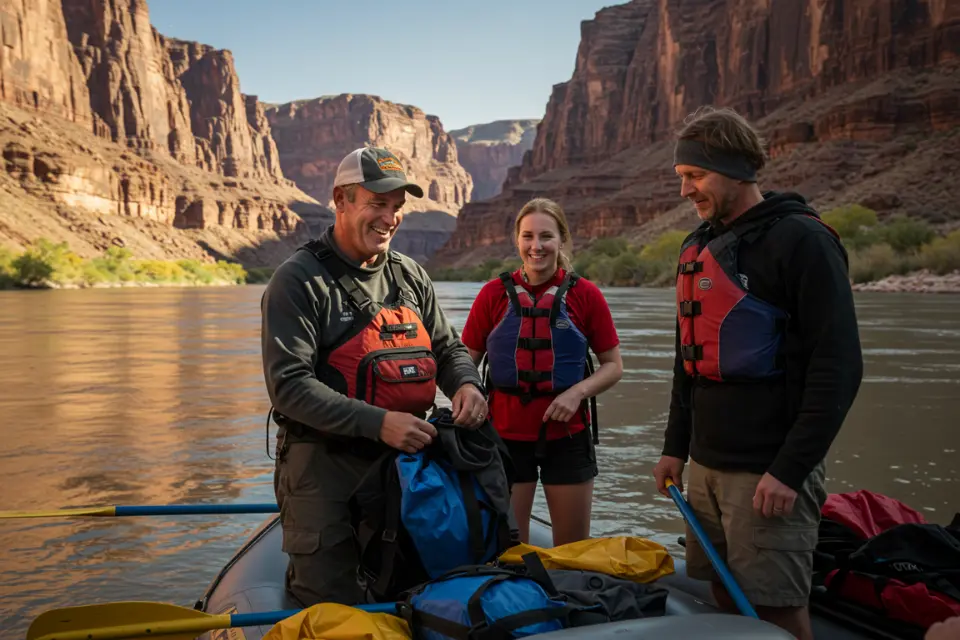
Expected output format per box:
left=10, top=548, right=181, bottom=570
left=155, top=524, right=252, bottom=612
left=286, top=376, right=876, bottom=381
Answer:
left=677, top=105, right=768, bottom=172
left=515, top=197, right=572, bottom=271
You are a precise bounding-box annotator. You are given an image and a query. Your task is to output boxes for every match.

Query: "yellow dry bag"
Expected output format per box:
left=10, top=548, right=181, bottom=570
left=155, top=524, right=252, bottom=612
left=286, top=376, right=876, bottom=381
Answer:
left=498, top=536, right=674, bottom=583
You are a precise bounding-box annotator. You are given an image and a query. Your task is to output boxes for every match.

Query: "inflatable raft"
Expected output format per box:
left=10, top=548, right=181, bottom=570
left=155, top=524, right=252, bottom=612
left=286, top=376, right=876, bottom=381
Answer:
left=193, top=515, right=901, bottom=640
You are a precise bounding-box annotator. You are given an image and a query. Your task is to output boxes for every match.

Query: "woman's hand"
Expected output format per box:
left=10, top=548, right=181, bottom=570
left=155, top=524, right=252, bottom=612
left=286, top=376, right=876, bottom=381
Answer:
left=542, top=386, right=586, bottom=423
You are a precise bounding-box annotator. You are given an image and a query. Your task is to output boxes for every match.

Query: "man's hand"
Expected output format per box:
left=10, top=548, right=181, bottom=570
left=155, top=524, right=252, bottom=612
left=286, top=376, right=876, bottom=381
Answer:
left=925, top=616, right=960, bottom=640
left=542, top=386, right=586, bottom=423
left=753, top=472, right=798, bottom=518
left=451, top=383, right=488, bottom=428
left=379, top=411, right=438, bottom=453
left=653, top=455, right=686, bottom=498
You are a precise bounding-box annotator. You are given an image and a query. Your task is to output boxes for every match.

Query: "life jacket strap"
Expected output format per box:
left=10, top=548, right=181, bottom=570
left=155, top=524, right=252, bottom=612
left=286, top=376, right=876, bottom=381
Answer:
left=520, top=307, right=551, bottom=318
left=380, top=322, right=419, bottom=340
left=517, top=337, right=552, bottom=350
left=517, top=370, right=553, bottom=383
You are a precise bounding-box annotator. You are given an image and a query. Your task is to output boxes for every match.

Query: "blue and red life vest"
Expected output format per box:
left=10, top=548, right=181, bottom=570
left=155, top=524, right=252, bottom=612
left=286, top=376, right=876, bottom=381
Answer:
left=484, top=271, right=597, bottom=441
left=675, top=213, right=837, bottom=382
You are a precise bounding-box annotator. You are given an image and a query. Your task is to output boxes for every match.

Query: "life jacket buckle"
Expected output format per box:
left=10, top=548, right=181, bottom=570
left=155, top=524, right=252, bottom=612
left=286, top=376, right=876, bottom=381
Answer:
left=679, top=261, right=703, bottom=275
left=681, top=344, right=703, bottom=361
left=679, top=300, right=702, bottom=317
left=382, top=528, right=397, bottom=543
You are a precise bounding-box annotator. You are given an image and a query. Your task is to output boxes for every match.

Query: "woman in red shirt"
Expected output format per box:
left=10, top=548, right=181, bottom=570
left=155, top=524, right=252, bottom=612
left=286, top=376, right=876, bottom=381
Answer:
left=461, top=197, right=623, bottom=546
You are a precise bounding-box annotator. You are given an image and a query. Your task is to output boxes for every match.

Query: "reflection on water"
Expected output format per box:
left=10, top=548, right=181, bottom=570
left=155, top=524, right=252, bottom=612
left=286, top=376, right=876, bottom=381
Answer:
left=1, top=285, right=958, bottom=638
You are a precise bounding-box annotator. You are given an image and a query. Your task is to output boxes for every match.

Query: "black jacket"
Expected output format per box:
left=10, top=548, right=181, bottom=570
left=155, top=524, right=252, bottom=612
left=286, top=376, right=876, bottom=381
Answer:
left=663, top=191, right=864, bottom=492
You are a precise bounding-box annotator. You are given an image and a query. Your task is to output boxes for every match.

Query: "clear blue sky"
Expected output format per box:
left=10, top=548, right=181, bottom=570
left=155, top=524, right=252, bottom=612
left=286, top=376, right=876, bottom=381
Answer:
left=148, top=0, right=619, bottom=131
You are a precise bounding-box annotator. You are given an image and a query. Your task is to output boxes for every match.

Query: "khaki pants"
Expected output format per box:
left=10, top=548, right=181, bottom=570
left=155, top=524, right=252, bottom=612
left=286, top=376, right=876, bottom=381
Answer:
left=274, top=435, right=376, bottom=607
left=683, top=458, right=827, bottom=608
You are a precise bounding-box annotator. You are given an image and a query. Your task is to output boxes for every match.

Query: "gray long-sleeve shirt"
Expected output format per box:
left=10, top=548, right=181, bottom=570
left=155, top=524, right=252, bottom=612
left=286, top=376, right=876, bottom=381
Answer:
left=260, top=226, right=483, bottom=442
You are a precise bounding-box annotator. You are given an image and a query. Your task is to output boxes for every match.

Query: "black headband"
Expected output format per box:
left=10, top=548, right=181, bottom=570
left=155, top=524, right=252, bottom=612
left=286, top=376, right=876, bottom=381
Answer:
left=673, top=138, right=758, bottom=182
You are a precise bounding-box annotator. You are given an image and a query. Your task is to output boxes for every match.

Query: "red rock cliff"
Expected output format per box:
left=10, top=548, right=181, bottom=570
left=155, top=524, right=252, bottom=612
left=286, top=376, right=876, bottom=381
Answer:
left=0, top=0, right=318, bottom=267
left=0, top=0, right=91, bottom=124
left=62, top=0, right=196, bottom=162
left=431, top=0, right=960, bottom=268
left=265, top=94, right=472, bottom=216
left=450, top=119, right=539, bottom=201
left=165, top=38, right=283, bottom=180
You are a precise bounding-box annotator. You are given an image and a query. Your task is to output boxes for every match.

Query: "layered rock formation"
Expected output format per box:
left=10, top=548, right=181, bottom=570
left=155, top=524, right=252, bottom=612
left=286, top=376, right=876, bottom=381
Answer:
left=265, top=94, right=472, bottom=215
left=450, top=119, right=539, bottom=200
left=0, top=0, right=91, bottom=124
left=165, top=38, right=284, bottom=180
left=0, top=0, right=318, bottom=266
left=431, top=0, right=960, bottom=268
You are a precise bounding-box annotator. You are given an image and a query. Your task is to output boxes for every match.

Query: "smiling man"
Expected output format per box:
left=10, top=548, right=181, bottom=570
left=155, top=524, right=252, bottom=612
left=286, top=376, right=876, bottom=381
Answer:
left=651, top=106, right=864, bottom=640
left=260, top=147, right=487, bottom=607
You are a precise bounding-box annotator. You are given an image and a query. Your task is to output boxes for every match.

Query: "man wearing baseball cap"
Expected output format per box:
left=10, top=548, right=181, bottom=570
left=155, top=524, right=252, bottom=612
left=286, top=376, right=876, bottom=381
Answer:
left=260, top=147, right=488, bottom=606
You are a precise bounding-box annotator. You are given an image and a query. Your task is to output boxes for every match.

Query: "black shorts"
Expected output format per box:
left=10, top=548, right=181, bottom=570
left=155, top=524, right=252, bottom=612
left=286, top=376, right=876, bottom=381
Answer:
left=503, top=427, right=598, bottom=485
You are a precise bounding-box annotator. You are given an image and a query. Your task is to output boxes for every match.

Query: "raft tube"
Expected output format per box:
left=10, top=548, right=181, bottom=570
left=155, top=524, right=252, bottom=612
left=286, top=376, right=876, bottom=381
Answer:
left=194, top=516, right=899, bottom=640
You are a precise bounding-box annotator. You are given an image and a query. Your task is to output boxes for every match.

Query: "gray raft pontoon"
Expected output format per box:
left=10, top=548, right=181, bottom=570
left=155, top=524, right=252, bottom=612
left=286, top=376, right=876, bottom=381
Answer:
left=194, top=516, right=911, bottom=640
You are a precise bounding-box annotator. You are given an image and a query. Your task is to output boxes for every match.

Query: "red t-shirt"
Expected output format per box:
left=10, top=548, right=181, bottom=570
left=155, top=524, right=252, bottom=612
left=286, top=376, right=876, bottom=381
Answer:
left=461, top=268, right=620, bottom=442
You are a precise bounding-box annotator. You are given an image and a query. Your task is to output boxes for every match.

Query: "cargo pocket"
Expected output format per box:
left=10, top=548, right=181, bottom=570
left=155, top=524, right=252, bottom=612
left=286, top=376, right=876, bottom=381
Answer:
left=280, top=495, right=324, bottom=556
left=751, top=525, right=819, bottom=605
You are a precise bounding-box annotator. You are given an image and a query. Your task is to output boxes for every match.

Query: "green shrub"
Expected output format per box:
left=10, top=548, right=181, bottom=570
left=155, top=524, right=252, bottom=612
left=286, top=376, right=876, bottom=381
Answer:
left=848, top=243, right=913, bottom=283
left=918, top=230, right=960, bottom=275
left=211, top=260, right=247, bottom=284
left=875, top=215, right=936, bottom=254
left=822, top=204, right=878, bottom=238
left=0, top=245, right=16, bottom=289
left=245, top=267, right=275, bottom=284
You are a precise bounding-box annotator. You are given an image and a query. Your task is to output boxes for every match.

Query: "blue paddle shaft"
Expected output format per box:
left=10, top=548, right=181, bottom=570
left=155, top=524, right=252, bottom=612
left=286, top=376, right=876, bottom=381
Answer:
left=667, top=483, right=759, bottom=619
left=230, top=603, right=398, bottom=628
left=114, top=504, right=279, bottom=516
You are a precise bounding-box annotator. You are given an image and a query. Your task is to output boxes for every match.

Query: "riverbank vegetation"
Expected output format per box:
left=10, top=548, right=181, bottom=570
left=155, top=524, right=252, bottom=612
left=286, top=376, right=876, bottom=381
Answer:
left=428, top=205, right=960, bottom=287
left=0, top=238, right=253, bottom=289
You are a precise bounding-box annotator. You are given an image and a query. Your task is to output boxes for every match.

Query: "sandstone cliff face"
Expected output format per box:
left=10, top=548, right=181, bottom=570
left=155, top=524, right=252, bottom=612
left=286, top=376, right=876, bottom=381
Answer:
left=0, top=0, right=91, bottom=124
left=165, top=38, right=284, bottom=180
left=432, top=0, right=960, bottom=268
left=0, top=0, right=316, bottom=267
left=450, top=119, right=539, bottom=201
left=62, top=0, right=196, bottom=162
left=265, top=94, right=472, bottom=215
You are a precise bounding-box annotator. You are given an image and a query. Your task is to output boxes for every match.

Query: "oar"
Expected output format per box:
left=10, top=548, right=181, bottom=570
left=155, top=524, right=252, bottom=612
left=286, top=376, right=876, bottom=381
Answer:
left=665, top=478, right=759, bottom=619
left=0, top=503, right=279, bottom=520
left=27, top=600, right=398, bottom=640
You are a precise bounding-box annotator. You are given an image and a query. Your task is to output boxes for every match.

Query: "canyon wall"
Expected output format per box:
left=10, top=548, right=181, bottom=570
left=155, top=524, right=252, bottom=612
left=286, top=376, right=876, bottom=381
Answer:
left=431, top=0, right=960, bottom=268
left=0, top=0, right=319, bottom=267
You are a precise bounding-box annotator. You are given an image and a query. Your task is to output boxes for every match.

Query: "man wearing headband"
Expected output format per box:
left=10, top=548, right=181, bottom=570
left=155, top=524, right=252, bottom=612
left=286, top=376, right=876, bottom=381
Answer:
left=652, top=106, right=864, bottom=640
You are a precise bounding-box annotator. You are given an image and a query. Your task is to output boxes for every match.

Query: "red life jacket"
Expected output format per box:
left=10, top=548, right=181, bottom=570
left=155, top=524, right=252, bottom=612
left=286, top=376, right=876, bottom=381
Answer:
left=304, top=242, right=438, bottom=416
left=675, top=213, right=838, bottom=382
left=482, top=271, right=598, bottom=444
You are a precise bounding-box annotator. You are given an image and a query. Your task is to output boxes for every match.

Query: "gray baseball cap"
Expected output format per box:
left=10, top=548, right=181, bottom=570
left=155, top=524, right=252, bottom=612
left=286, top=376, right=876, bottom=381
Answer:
left=333, top=147, right=424, bottom=198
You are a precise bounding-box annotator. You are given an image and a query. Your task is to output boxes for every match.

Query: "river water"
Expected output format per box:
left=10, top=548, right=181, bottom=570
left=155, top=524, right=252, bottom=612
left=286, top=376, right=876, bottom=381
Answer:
left=0, top=284, right=958, bottom=638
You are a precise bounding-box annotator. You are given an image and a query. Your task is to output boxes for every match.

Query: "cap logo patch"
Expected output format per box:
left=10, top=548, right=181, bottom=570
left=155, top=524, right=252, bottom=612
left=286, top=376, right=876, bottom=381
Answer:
left=377, top=157, right=403, bottom=172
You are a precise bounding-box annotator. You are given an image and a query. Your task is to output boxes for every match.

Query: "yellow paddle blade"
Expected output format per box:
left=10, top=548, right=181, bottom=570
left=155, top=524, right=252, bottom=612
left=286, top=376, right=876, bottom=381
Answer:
left=0, top=506, right=116, bottom=519
left=27, top=601, right=230, bottom=640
